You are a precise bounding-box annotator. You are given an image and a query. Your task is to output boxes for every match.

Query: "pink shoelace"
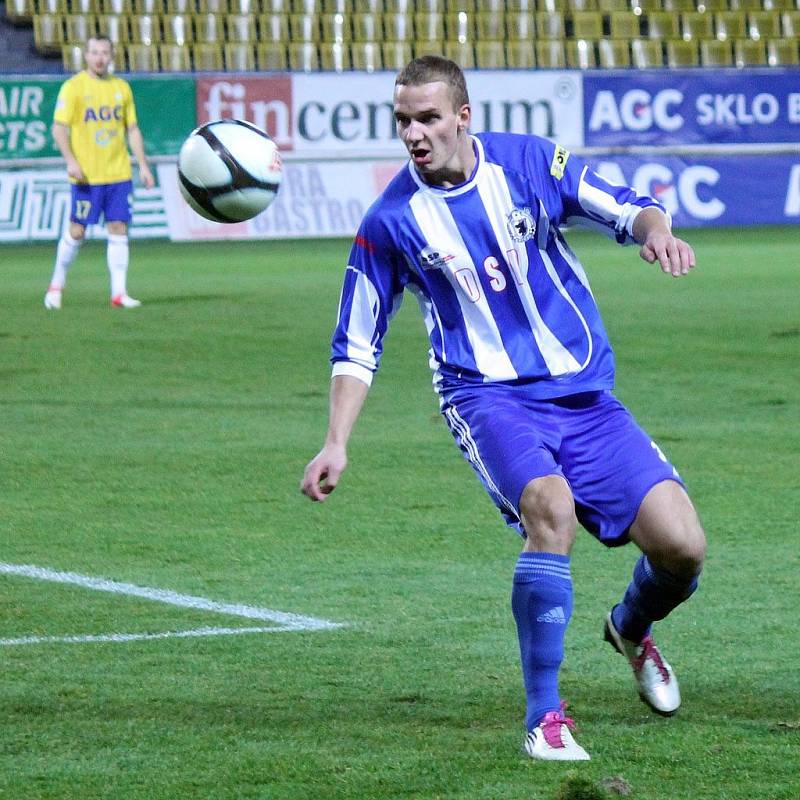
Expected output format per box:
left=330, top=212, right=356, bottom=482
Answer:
left=540, top=702, right=576, bottom=749
left=633, top=635, right=671, bottom=683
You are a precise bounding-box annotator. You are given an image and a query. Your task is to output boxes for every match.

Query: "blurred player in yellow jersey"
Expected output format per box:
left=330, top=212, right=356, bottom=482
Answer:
left=44, top=36, right=155, bottom=310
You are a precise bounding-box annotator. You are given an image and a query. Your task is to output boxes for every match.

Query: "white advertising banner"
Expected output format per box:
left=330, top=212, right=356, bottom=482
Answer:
left=160, top=159, right=405, bottom=241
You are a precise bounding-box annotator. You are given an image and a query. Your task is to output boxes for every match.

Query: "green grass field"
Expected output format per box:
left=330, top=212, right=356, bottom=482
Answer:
left=1, top=227, right=798, bottom=800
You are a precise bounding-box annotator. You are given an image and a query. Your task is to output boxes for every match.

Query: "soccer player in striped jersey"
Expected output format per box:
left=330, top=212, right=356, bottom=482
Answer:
left=44, top=36, right=154, bottom=311
left=301, top=56, right=706, bottom=762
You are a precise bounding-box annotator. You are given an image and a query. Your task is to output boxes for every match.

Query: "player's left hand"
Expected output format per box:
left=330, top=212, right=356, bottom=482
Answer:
left=140, top=164, right=155, bottom=189
left=639, top=232, right=696, bottom=277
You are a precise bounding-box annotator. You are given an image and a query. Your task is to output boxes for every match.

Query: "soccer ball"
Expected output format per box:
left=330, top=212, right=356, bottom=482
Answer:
left=177, top=119, right=282, bottom=223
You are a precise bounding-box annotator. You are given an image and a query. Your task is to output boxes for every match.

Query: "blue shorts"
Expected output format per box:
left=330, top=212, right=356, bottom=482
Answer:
left=70, top=180, right=132, bottom=225
left=440, top=386, right=683, bottom=546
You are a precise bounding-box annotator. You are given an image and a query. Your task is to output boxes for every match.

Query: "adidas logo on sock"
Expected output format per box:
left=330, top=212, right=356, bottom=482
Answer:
left=537, top=606, right=567, bottom=624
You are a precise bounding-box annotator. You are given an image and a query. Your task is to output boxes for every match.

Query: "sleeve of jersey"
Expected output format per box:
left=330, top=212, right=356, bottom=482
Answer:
left=330, top=219, right=404, bottom=387
left=124, top=83, right=138, bottom=128
left=556, top=149, right=670, bottom=245
left=53, top=82, right=74, bottom=126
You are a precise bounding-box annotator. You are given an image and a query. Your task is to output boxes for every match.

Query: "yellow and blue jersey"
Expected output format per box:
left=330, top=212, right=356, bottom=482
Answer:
left=53, top=71, right=137, bottom=184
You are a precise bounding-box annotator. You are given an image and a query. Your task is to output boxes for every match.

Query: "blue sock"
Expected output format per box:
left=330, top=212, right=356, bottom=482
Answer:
left=511, top=552, right=572, bottom=731
left=612, top=555, right=700, bottom=643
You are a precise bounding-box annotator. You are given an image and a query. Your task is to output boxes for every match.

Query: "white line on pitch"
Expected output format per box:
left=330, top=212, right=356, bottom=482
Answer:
left=0, top=562, right=344, bottom=631
left=0, top=626, right=308, bottom=647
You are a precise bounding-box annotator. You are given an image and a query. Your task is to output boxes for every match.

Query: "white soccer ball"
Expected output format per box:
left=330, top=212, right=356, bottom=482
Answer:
left=177, top=119, right=282, bottom=223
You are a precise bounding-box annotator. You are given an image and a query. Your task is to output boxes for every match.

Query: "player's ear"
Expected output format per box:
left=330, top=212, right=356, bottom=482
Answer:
left=457, top=103, right=471, bottom=133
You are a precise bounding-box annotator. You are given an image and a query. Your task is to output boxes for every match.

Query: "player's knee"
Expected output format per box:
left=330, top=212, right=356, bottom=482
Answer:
left=519, top=475, right=577, bottom=552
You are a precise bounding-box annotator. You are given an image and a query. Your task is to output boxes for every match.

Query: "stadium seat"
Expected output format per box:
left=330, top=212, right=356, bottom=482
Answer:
left=727, top=0, right=760, bottom=10
left=291, top=0, right=319, bottom=11
left=565, top=37, right=597, bottom=67
left=416, top=0, right=444, bottom=11
left=538, top=0, right=566, bottom=11
left=681, top=11, right=714, bottom=40
left=661, top=0, right=694, bottom=12
left=474, top=39, right=505, bottom=67
left=159, top=41, right=191, bottom=67
left=597, top=37, right=631, bottom=65
left=748, top=11, right=781, bottom=40
left=196, top=0, right=227, bottom=13
left=446, top=10, right=474, bottom=41
left=535, top=10, right=564, bottom=37
left=444, top=39, right=475, bottom=66
left=383, top=0, right=412, bottom=11
left=96, top=13, right=130, bottom=42
left=161, top=13, right=192, bottom=42
left=608, top=11, right=640, bottom=38
left=191, top=41, right=224, bottom=67
left=630, top=37, right=663, bottom=65
left=133, top=0, right=163, bottom=12
left=714, top=11, right=746, bottom=39
left=734, top=37, right=766, bottom=64
left=224, top=41, right=255, bottom=68
left=630, top=0, right=662, bottom=13
left=5, top=0, right=36, bottom=23
left=763, top=0, right=793, bottom=11
left=62, top=42, right=84, bottom=70
left=568, top=0, right=598, bottom=11
left=535, top=39, right=566, bottom=66
left=319, top=40, right=349, bottom=69
left=766, top=37, right=799, bottom=64
left=258, top=12, right=287, bottom=41
left=414, top=39, right=445, bottom=57
left=322, top=0, right=348, bottom=10
left=414, top=11, right=445, bottom=41
left=288, top=12, right=318, bottom=40
left=261, top=0, right=288, bottom=11
left=570, top=10, right=603, bottom=37
left=226, top=13, right=257, bottom=41
left=352, top=0, right=384, bottom=12
left=352, top=12, right=381, bottom=40
left=475, top=10, right=504, bottom=39
left=699, top=37, right=732, bottom=63
left=647, top=10, right=680, bottom=38
left=98, top=0, right=131, bottom=12
left=34, top=13, right=64, bottom=53
left=506, top=0, right=535, bottom=9
left=474, top=0, right=504, bottom=11
left=71, top=0, right=100, bottom=13
left=351, top=40, right=382, bottom=70
left=229, top=0, right=258, bottom=11
left=506, top=39, right=535, bottom=66
left=666, top=37, right=698, bottom=64
left=596, top=0, right=629, bottom=11
left=165, top=0, right=193, bottom=12
left=381, top=40, right=411, bottom=69
left=63, top=14, right=97, bottom=43
left=506, top=10, right=534, bottom=38
left=781, top=10, right=800, bottom=36
left=319, top=12, right=352, bottom=41
left=194, top=12, right=223, bottom=41
left=256, top=41, right=288, bottom=67
left=382, top=11, right=412, bottom=40
left=128, top=13, right=159, bottom=43
left=125, top=42, right=158, bottom=68
left=288, top=41, right=319, bottom=69
left=37, top=0, right=68, bottom=11
left=444, top=0, right=475, bottom=10
left=695, top=0, right=727, bottom=12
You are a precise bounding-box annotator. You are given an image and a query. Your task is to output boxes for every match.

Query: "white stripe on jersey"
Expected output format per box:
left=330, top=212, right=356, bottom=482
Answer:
left=343, top=265, right=381, bottom=371
left=573, top=165, right=639, bottom=239
left=476, top=162, right=583, bottom=377
left=409, top=188, right=517, bottom=382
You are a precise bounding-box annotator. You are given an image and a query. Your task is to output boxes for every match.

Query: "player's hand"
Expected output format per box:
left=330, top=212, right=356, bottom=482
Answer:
left=67, top=161, right=86, bottom=183
left=301, top=444, right=347, bottom=502
left=640, top=232, right=696, bottom=277
left=139, top=164, right=155, bottom=189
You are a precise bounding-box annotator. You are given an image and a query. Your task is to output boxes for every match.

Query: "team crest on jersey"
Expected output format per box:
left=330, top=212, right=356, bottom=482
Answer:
left=506, top=207, right=536, bottom=242
left=418, top=245, right=455, bottom=271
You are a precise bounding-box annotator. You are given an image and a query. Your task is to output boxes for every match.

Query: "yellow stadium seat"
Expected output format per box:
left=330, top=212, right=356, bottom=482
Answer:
left=229, top=0, right=258, bottom=12
left=647, top=11, right=680, bottom=37
left=133, top=0, right=164, bottom=12
left=475, top=10, right=504, bottom=39
left=766, top=38, right=798, bottom=65
left=128, top=13, right=159, bottom=43
left=194, top=12, right=223, bottom=40
left=475, top=0, right=504, bottom=11
left=763, top=0, right=793, bottom=10
left=630, top=37, right=662, bottom=65
left=197, top=0, right=227, bottom=12
left=159, top=42, right=191, bottom=67
left=444, top=39, right=475, bottom=66
left=352, top=0, right=384, bottom=11
left=381, top=40, right=412, bottom=69
left=699, top=37, right=732, bottom=63
left=96, top=13, right=130, bottom=42
left=596, top=0, right=628, bottom=10
left=37, top=0, right=68, bottom=11
left=536, top=39, right=565, bottom=66
left=288, top=12, right=318, bottom=40
left=571, top=10, right=602, bottom=37
left=714, top=11, right=746, bottom=39
left=728, top=0, right=760, bottom=10
left=291, top=0, right=319, bottom=11
left=444, top=0, right=474, bottom=10
left=506, top=0, right=535, bottom=9
left=661, top=0, right=693, bottom=11
left=63, top=14, right=96, bottom=44
left=506, top=39, right=535, bottom=66
left=352, top=12, right=381, bottom=39
left=256, top=41, right=288, bottom=67
left=125, top=42, right=158, bottom=68
left=748, top=11, right=781, bottom=40
left=597, top=38, right=631, bottom=65
left=351, top=40, right=382, bottom=70
left=446, top=10, right=474, bottom=41
left=321, top=0, right=348, bottom=11
left=224, top=41, right=255, bottom=67
left=474, top=40, right=505, bottom=67
left=261, top=0, right=288, bottom=10
left=565, top=38, right=596, bottom=67
left=192, top=41, right=224, bottom=67
left=62, top=43, right=85, bottom=70
left=319, top=12, right=352, bottom=41
left=414, top=11, right=445, bottom=41
left=381, top=11, right=412, bottom=40
left=162, top=13, right=192, bottom=42
left=258, top=12, right=289, bottom=41
left=71, top=0, right=100, bottom=13
left=416, top=0, right=444, bottom=11
left=226, top=13, right=257, bottom=40
left=383, top=0, right=412, bottom=11
left=34, top=12, right=64, bottom=53
left=734, top=37, right=765, bottom=65
left=6, top=0, right=35, bottom=22
left=568, top=0, right=598, bottom=10
left=288, top=41, right=319, bottom=69
left=413, top=39, right=444, bottom=57
left=319, top=40, right=349, bottom=69
left=681, top=12, right=714, bottom=40
left=695, top=0, right=727, bottom=11
left=630, top=0, right=662, bottom=13
left=535, top=11, right=564, bottom=38
left=781, top=10, right=800, bottom=36
left=666, top=37, right=698, bottom=64
left=98, top=0, right=131, bottom=12
left=538, top=0, right=566, bottom=10
left=608, top=11, right=640, bottom=38
left=506, top=10, right=534, bottom=39
left=166, top=0, right=193, bottom=11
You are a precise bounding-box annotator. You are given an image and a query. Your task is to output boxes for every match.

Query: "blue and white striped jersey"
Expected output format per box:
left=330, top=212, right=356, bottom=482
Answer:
left=331, top=132, right=667, bottom=398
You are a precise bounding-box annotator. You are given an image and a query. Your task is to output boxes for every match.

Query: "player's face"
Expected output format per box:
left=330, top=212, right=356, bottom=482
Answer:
left=394, top=81, right=473, bottom=187
left=84, top=39, right=113, bottom=78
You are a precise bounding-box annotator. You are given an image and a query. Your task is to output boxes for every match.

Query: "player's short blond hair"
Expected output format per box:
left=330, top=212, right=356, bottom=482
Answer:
left=395, top=56, right=470, bottom=112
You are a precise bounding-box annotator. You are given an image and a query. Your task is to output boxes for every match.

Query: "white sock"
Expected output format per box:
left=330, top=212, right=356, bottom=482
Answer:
left=107, top=233, right=130, bottom=298
left=50, top=230, right=82, bottom=289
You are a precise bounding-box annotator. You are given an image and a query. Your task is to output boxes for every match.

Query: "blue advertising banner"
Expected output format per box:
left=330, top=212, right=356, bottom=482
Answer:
left=584, top=69, right=800, bottom=147
left=588, top=154, right=800, bottom=228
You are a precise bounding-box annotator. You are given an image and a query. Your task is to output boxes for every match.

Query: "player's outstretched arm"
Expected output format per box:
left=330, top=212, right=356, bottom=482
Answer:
left=301, top=374, right=370, bottom=502
left=633, top=207, right=696, bottom=278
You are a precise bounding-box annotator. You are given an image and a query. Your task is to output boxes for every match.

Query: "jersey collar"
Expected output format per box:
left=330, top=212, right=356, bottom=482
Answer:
left=406, top=135, right=484, bottom=198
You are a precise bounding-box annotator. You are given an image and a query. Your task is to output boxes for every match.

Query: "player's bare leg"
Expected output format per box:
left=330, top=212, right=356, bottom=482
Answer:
left=45, top=222, right=86, bottom=310
left=606, top=480, right=706, bottom=715
left=107, top=220, right=140, bottom=308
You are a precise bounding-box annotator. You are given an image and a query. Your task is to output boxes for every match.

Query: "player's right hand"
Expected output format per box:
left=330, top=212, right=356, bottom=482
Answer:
left=67, top=161, right=86, bottom=183
left=300, top=445, right=347, bottom=502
